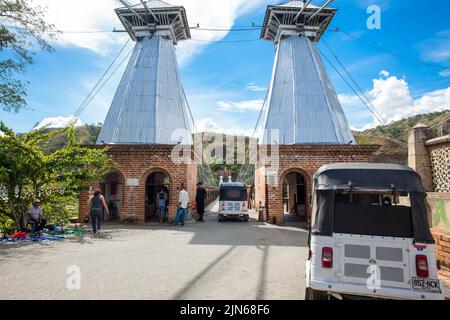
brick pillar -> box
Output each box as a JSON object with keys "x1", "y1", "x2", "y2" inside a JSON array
[{"x1": 408, "y1": 124, "x2": 433, "y2": 191}]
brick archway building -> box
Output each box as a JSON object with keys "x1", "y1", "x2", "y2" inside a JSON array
[
  {"x1": 255, "y1": 145, "x2": 379, "y2": 225},
  {"x1": 79, "y1": 145, "x2": 197, "y2": 224}
]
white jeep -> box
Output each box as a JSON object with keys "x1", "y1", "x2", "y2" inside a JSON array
[{"x1": 305, "y1": 163, "x2": 444, "y2": 300}]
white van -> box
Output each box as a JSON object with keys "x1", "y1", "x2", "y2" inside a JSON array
[
  {"x1": 305, "y1": 163, "x2": 444, "y2": 300},
  {"x1": 218, "y1": 182, "x2": 249, "y2": 222}
]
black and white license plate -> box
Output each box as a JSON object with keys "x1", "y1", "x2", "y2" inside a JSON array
[{"x1": 412, "y1": 278, "x2": 441, "y2": 293}]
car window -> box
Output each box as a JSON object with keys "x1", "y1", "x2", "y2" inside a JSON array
[
  {"x1": 220, "y1": 188, "x2": 248, "y2": 201},
  {"x1": 333, "y1": 192, "x2": 414, "y2": 238}
]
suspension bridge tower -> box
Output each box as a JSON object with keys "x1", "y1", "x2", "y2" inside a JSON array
[
  {"x1": 80, "y1": 1, "x2": 198, "y2": 224},
  {"x1": 254, "y1": 1, "x2": 379, "y2": 225}
]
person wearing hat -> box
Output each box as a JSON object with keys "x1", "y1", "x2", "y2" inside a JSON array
[{"x1": 26, "y1": 199, "x2": 47, "y2": 235}]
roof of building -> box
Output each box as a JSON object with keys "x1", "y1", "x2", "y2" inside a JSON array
[
  {"x1": 96, "y1": 36, "x2": 193, "y2": 145},
  {"x1": 279, "y1": 1, "x2": 321, "y2": 9},
  {"x1": 261, "y1": 1, "x2": 336, "y2": 42},
  {"x1": 313, "y1": 163, "x2": 424, "y2": 193},
  {"x1": 115, "y1": 0, "x2": 191, "y2": 42},
  {"x1": 259, "y1": 36, "x2": 355, "y2": 145},
  {"x1": 117, "y1": 0, "x2": 175, "y2": 10}
]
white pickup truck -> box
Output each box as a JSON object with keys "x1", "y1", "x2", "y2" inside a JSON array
[{"x1": 305, "y1": 163, "x2": 444, "y2": 300}]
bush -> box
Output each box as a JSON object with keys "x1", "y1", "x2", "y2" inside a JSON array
[
  {"x1": 0, "y1": 215, "x2": 16, "y2": 238},
  {"x1": 42, "y1": 199, "x2": 78, "y2": 227}
]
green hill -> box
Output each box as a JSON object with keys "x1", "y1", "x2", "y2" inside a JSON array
[
  {"x1": 43, "y1": 125, "x2": 101, "y2": 153},
  {"x1": 353, "y1": 110, "x2": 450, "y2": 164},
  {"x1": 41, "y1": 110, "x2": 450, "y2": 165}
]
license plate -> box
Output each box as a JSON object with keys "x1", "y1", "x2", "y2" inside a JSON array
[{"x1": 412, "y1": 278, "x2": 441, "y2": 293}]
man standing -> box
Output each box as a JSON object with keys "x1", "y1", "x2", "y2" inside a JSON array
[
  {"x1": 157, "y1": 188, "x2": 168, "y2": 223},
  {"x1": 174, "y1": 184, "x2": 189, "y2": 227},
  {"x1": 195, "y1": 182, "x2": 206, "y2": 222},
  {"x1": 26, "y1": 200, "x2": 47, "y2": 235}
]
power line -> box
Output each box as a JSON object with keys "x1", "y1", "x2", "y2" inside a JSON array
[
  {"x1": 318, "y1": 47, "x2": 387, "y2": 126},
  {"x1": 67, "y1": 39, "x2": 132, "y2": 126},
  {"x1": 338, "y1": 30, "x2": 450, "y2": 71},
  {"x1": 190, "y1": 38, "x2": 260, "y2": 44},
  {"x1": 322, "y1": 39, "x2": 388, "y2": 125}
]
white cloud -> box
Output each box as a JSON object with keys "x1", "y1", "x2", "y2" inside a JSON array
[
  {"x1": 197, "y1": 118, "x2": 222, "y2": 133},
  {"x1": 340, "y1": 71, "x2": 450, "y2": 129},
  {"x1": 35, "y1": 0, "x2": 268, "y2": 63},
  {"x1": 418, "y1": 29, "x2": 450, "y2": 63},
  {"x1": 217, "y1": 99, "x2": 264, "y2": 112},
  {"x1": 338, "y1": 94, "x2": 361, "y2": 106},
  {"x1": 246, "y1": 83, "x2": 267, "y2": 92},
  {"x1": 379, "y1": 70, "x2": 390, "y2": 78},
  {"x1": 34, "y1": 0, "x2": 126, "y2": 55},
  {"x1": 197, "y1": 118, "x2": 253, "y2": 136},
  {"x1": 35, "y1": 116, "x2": 83, "y2": 129},
  {"x1": 439, "y1": 69, "x2": 450, "y2": 78}
]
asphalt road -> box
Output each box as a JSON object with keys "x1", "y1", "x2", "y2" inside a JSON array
[{"x1": 0, "y1": 209, "x2": 309, "y2": 300}]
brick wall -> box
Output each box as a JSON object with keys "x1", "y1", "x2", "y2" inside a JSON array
[
  {"x1": 79, "y1": 145, "x2": 197, "y2": 224},
  {"x1": 432, "y1": 229, "x2": 450, "y2": 272},
  {"x1": 255, "y1": 144, "x2": 379, "y2": 225}
]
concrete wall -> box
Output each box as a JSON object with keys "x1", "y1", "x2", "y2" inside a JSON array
[
  {"x1": 428, "y1": 193, "x2": 450, "y2": 271},
  {"x1": 428, "y1": 193, "x2": 450, "y2": 232}
]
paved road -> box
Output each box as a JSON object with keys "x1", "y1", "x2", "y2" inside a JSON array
[{"x1": 0, "y1": 209, "x2": 309, "y2": 300}]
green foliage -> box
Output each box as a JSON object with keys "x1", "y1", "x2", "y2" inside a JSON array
[
  {"x1": 41, "y1": 197, "x2": 78, "y2": 227},
  {"x1": 0, "y1": 123, "x2": 114, "y2": 228},
  {"x1": 0, "y1": 0, "x2": 55, "y2": 112},
  {"x1": 0, "y1": 214, "x2": 16, "y2": 237}
]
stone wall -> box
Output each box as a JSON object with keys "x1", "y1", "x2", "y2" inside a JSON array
[
  {"x1": 255, "y1": 144, "x2": 379, "y2": 225},
  {"x1": 79, "y1": 145, "x2": 197, "y2": 224},
  {"x1": 426, "y1": 136, "x2": 450, "y2": 193}
]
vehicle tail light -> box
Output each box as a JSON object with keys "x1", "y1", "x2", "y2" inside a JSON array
[
  {"x1": 220, "y1": 203, "x2": 225, "y2": 211},
  {"x1": 322, "y1": 247, "x2": 333, "y2": 269},
  {"x1": 242, "y1": 202, "x2": 247, "y2": 210},
  {"x1": 416, "y1": 255, "x2": 429, "y2": 278},
  {"x1": 308, "y1": 250, "x2": 313, "y2": 260}
]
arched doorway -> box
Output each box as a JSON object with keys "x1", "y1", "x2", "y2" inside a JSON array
[
  {"x1": 100, "y1": 171, "x2": 125, "y2": 222},
  {"x1": 282, "y1": 171, "x2": 307, "y2": 225},
  {"x1": 145, "y1": 171, "x2": 171, "y2": 223}
]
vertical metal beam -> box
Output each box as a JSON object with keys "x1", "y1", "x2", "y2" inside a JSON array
[
  {"x1": 306, "y1": 0, "x2": 334, "y2": 23},
  {"x1": 118, "y1": 0, "x2": 147, "y2": 24},
  {"x1": 293, "y1": 0, "x2": 312, "y2": 23},
  {"x1": 140, "y1": 0, "x2": 159, "y2": 23}
]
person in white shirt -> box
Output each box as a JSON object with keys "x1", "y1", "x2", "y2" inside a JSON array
[
  {"x1": 174, "y1": 184, "x2": 189, "y2": 227},
  {"x1": 26, "y1": 199, "x2": 47, "y2": 235}
]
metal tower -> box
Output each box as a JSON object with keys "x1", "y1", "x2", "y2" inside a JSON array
[
  {"x1": 259, "y1": 1, "x2": 355, "y2": 145},
  {"x1": 97, "y1": 0, "x2": 193, "y2": 145}
]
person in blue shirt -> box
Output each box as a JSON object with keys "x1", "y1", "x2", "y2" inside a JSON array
[{"x1": 157, "y1": 188, "x2": 168, "y2": 223}]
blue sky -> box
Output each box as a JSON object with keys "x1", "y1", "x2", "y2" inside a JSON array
[{"x1": 1, "y1": 0, "x2": 449, "y2": 134}]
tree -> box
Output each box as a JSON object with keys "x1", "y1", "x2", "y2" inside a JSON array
[
  {"x1": 0, "y1": 122, "x2": 114, "y2": 229},
  {"x1": 0, "y1": 0, "x2": 55, "y2": 112}
]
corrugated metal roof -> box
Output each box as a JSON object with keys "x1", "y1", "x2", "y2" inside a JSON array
[
  {"x1": 118, "y1": 0, "x2": 174, "y2": 9},
  {"x1": 279, "y1": 1, "x2": 321, "y2": 9},
  {"x1": 96, "y1": 36, "x2": 193, "y2": 145},
  {"x1": 259, "y1": 36, "x2": 355, "y2": 145}
]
